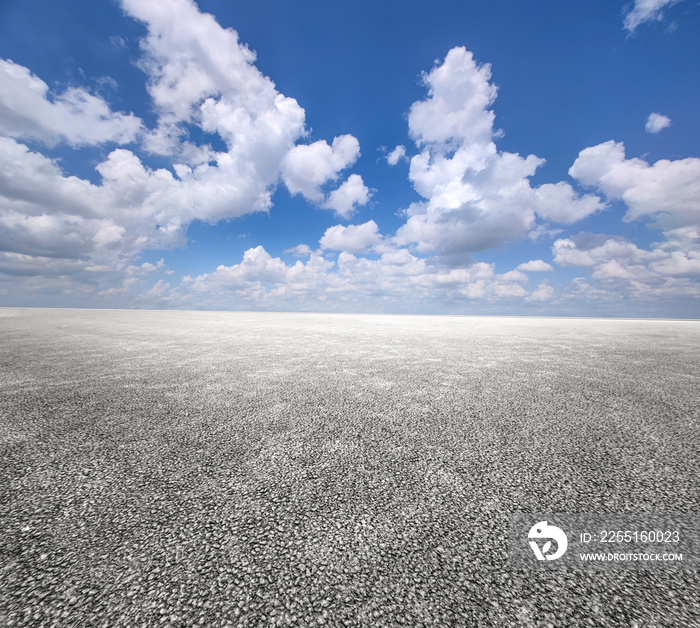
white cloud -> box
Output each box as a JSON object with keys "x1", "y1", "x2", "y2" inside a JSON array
[
  {"x1": 591, "y1": 259, "x2": 656, "y2": 281},
  {"x1": 0, "y1": 138, "x2": 119, "y2": 262},
  {"x1": 379, "y1": 248, "x2": 415, "y2": 266},
  {"x1": 0, "y1": 132, "x2": 276, "y2": 281},
  {"x1": 126, "y1": 258, "x2": 169, "y2": 275},
  {"x1": 517, "y1": 260, "x2": 554, "y2": 272},
  {"x1": 654, "y1": 226, "x2": 700, "y2": 253},
  {"x1": 319, "y1": 220, "x2": 382, "y2": 253},
  {"x1": 498, "y1": 270, "x2": 528, "y2": 282},
  {"x1": 489, "y1": 282, "x2": 528, "y2": 298},
  {"x1": 570, "y1": 140, "x2": 700, "y2": 229},
  {"x1": 205, "y1": 246, "x2": 294, "y2": 286},
  {"x1": 119, "y1": 0, "x2": 315, "y2": 209},
  {"x1": 394, "y1": 47, "x2": 604, "y2": 265},
  {"x1": 386, "y1": 145, "x2": 406, "y2": 166},
  {"x1": 99, "y1": 276, "x2": 138, "y2": 297},
  {"x1": 408, "y1": 47, "x2": 497, "y2": 149},
  {"x1": 146, "y1": 278, "x2": 171, "y2": 298},
  {"x1": 0, "y1": 137, "x2": 102, "y2": 218},
  {"x1": 121, "y1": 0, "x2": 273, "y2": 125},
  {"x1": 461, "y1": 280, "x2": 486, "y2": 299},
  {"x1": 0, "y1": 0, "x2": 299, "y2": 281},
  {"x1": 551, "y1": 229, "x2": 700, "y2": 300},
  {"x1": 528, "y1": 224, "x2": 563, "y2": 241},
  {"x1": 281, "y1": 135, "x2": 360, "y2": 203},
  {"x1": 122, "y1": 0, "x2": 368, "y2": 222},
  {"x1": 532, "y1": 182, "x2": 605, "y2": 224},
  {"x1": 649, "y1": 251, "x2": 700, "y2": 277},
  {"x1": 526, "y1": 282, "x2": 554, "y2": 302},
  {"x1": 0, "y1": 59, "x2": 142, "y2": 147},
  {"x1": 0, "y1": 0, "x2": 372, "y2": 292},
  {"x1": 552, "y1": 233, "x2": 660, "y2": 268},
  {"x1": 322, "y1": 174, "x2": 372, "y2": 218},
  {"x1": 284, "y1": 244, "x2": 313, "y2": 258},
  {"x1": 623, "y1": 0, "x2": 685, "y2": 32},
  {"x1": 110, "y1": 36, "x2": 127, "y2": 50},
  {"x1": 187, "y1": 246, "x2": 335, "y2": 299},
  {"x1": 144, "y1": 244, "x2": 570, "y2": 313},
  {"x1": 645, "y1": 112, "x2": 672, "y2": 134},
  {"x1": 0, "y1": 252, "x2": 83, "y2": 279},
  {"x1": 2, "y1": 0, "x2": 696, "y2": 315},
  {"x1": 179, "y1": 242, "x2": 554, "y2": 310}
]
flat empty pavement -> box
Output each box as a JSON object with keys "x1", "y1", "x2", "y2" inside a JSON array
[{"x1": 1, "y1": 309, "x2": 698, "y2": 627}]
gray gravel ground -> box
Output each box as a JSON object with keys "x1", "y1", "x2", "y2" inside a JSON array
[{"x1": 1, "y1": 308, "x2": 698, "y2": 627}]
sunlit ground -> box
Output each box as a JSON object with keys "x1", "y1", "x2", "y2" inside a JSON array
[{"x1": 1, "y1": 309, "x2": 698, "y2": 627}]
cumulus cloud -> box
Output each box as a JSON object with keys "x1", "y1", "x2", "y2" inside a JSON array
[
  {"x1": 121, "y1": 0, "x2": 291, "y2": 127},
  {"x1": 146, "y1": 278, "x2": 171, "y2": 298},
  {"x1": 517, "y1": 260, "x2": 554, "y2": 272},
  {"x1": 115, "y1": 0, "x2": 365, "y2": 224},
  {"x1": 408, "y1": 47, "x2": 497, "y2": 149},
  {"x1": 551, "y1": 229, "x2": 700, "y2": 300},
  {"x1": 493, "y1": 283, "x2": 528, "y2": 298},
  {"x1": 570, "y1": 140, "x2": 700, "y2": 229},
  {"x1": 528, "y1": 224, "x2": 564, "y2": 241},
  {"x1": 284, "y1": 244, "x2": 313, "y2": 258},
  {"x1": 319, "y1": 221, "x2": 382, "y2": 253},
  {"x1": 281, "y1": 135, "x2": 361, "y2": 203},
  {"x1": 394, "y1": 47, "x2": 604, "y2": 265},
  {"x1": 186, "y1": 246, "x2": 335, "y2": 299},
  {"x1": 3, "y1": 1, "x2": 696, "y2": 314},
  {"x1": 178, "y1": 242, "x2": 558, "y2": 311},
  {"x1": 126, "y1": 258, "x2": 170, "y2": 275},
  {"x1": 552, "y1": 233, "x2": 661, "y2": 268},
  {"x1": 532, "y1": 182, "x2": 605, "y2": 224},
  {"x1": 623, "y1": 0, "x2": 685, "y2": 32},
  {"x1": 120, "y1": 0, "x2": 319, "y2": 210},
  {"x1": 0, "y1": 136, "x2": 215, "y2": 285},
  {"x1": 0, "y1": 59, "x2": 142, "y2": 147},
  {"x1": 322, "y1": 174, "x2": 372, "y2": 218},
  {"x1": 497, "y1": 270, "x2": 528, "y2": 282},
  {"x1": 0, "y1": 138, "x2": 120, "y2": 263},
  {"x1": 1, "y1": 0, "x2": 304, "y2": 280},
  {"x1": 645, "y1": 112, "x2": 672, "y2": 134},
  {"x1": 0, "y1": 0, "x2": 371, "y2": 295},
  {"x1": 649, "y1": 251, "x2": 700, "y2": 277},
  {"x1": 386, "y1": 145, "x2": 406, "y2": 166},
  {"x1": 526, "y1": 282, "x2": 554, "y2": 302}
]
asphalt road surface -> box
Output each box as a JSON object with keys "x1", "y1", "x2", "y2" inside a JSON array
[{"x1": 1, "y1": 308, "x2": 698, "y2": 627}]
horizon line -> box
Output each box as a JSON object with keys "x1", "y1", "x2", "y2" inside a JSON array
[{"x1": 2, "y1": 305, "x2": 698, "y2": 323}]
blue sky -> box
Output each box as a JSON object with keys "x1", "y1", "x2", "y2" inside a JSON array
[{"x1": 0, "y1": 0, "x2": 699, "y2": 317}]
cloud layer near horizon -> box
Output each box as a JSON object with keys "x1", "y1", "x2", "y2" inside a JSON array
[{"x1": 0, "y1": 0, "x2": 698, "y2": 315}]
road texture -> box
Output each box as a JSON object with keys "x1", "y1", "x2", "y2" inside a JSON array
[{"x1": 1, "y1": 308, "x2": 698, "y2": 627}]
